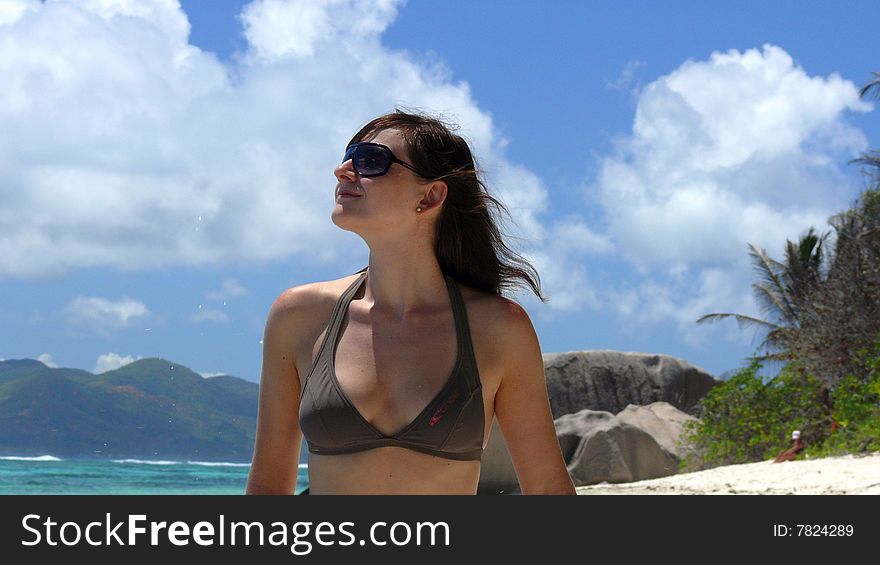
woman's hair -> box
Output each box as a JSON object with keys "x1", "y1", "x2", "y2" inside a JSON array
[{"x1": 347, "y1": 108, "x2": 547, "y2": 302}]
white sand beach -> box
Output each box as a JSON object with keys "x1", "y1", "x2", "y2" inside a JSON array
[{"x1": 576, "y1": 452, "x2": 880, "y2": 495}]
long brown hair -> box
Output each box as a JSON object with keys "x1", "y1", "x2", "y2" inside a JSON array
[{"x1": 347, "y1": 108, "x2": 547, "y2": 302}]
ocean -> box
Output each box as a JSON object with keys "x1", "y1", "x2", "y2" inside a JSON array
[{"x1": 0, "y1": 455, "x2": 309, "y2": 495}]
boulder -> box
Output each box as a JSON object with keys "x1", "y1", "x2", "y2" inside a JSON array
[
  {"x1": 477, "y1": 349, "x2": 718, "y2": 493},
  {"x1": 615, "y1": 402, "x2": 699, "y2": 460},
  {"x1": 478, "y1": 401, "x2": 700, "y2": 490},
  {"x1": 543, "y1": 350, "x2": 720, "y2": 418},
  {"x1": 557, "y1": 408, "x2": 678, "y2": 485}
]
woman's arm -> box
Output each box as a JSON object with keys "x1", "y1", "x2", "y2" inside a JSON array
[
  {"x1": 493, "y1": 300, "x2": 576, "y2": 495},
  {"x1": 246, "y1": 288, "x2": 308, "y2": 495}
]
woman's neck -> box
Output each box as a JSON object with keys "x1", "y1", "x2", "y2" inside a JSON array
[{"x1": 360, "y1": 251, "x2": 448, "y2": 321}]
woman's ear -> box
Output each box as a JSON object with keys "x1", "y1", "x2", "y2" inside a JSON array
[{"x1": 421, "y1": 180, "x2": 448, "y2": 210}]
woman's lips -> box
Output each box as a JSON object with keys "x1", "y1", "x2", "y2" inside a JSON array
[{"x1": 338, "y1": 192, "x2": 361, "y2": 198}]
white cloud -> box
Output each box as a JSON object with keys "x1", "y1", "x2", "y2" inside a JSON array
[
  {"x1": 525, "y1": 251, "x2": 601, "y2": 314},
  {"x1": 206, "y1": 278, "x2": 249, "y2": 301},
  {"x1": 549, "y1": 216, "x2": 614, "y2": 255},
  {"x1": 582, "y1": 44, "x2": 871, "y2": 341},
  {"x1": 191, "y1": 307, "x2": 230, "y2": 324},
  {"x1": 65, "y1": 296, "x2": 151, "y2": 335},
  {"x1": 198, "y1": 371, "x2": 226, "y2": 378},
  {"x1": 0, "y1": 0, "x2": 599, "y2": 318},
  {"x1": 518, "y1": 215, "x2": 613, "y2": 315},
  {"x1": 0, "y1": 0, "x2": 37, "y2": 25},
  {"x1": 0, "y1": 0, "x2": 555, "y2": 288},
  {"x1": 2, "y1": 3, "x2": 871, "y2": 347},
  {"x1": 604, "y1": 262, "x2": 758, "y2": 345},
  {"x1": 37, "y1": 353, "x2": 58, "y2": 368},
  {"x1": 595, "y1": 45, "x2": 869, "y2": 271},
  {"x1": 94, "y1": 352, "x2": 142, "y2": 373},
  {"x1": 444, "y1": 44, "x2": 869, "y2": 319},
  {"x1": 240, "y1": 0, "x2": 401, "y2": 60}
]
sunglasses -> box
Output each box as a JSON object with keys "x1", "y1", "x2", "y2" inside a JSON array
[{"x1": 342, "y1": 142, "x2": 425, "y2": 178}]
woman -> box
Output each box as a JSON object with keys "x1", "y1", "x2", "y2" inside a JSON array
[{"x1": 246, "y1": 109, "x2": 575, "y2": 495}]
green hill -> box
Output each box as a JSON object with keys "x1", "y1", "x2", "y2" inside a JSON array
[{"x1": 0, "y1": 358, "x2": 258, "y2": 462}]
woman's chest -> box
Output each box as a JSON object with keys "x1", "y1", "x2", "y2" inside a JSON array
[{"x1": 295, "y1": 293, "x2": 504, "y2": 437}]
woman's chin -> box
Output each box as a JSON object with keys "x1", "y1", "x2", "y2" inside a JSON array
[{"x1": 330, "y1": 211, "x2": 362, "y2": 232}]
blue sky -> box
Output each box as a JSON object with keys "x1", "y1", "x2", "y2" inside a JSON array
[{"x1": 1, "y1": 0, "x2": 877, "y2": 382}]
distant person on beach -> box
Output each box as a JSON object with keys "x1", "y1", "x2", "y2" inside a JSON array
[
  {"x1": 246, "y1": 109, "x2": 576, "y2": 495},
  {"x1": 773, "y1": 430, "x2": 805, "y2": 463}
]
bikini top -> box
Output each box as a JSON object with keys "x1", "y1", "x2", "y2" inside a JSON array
[{"x1": 298, "y1": 267, "x2": 485, "y2": 461}]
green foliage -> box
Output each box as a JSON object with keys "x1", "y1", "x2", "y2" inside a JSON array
[
  {"x1": 681, "y1": 339, "x2": 880, "y2": 470},
  {"x1": 679, "y1": 353, "x2": 827, "y2": 471},
  {"x1": 807, "y1": 337, "x2": 880, "y2": 457}
]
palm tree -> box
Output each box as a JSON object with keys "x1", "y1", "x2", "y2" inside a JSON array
[{"x1": 696, "y1": 228, "x2": 830, "y2": 363}]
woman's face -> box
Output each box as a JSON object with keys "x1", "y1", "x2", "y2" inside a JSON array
[{"x1": 332, "y1": 128, "x2": 427, "y2": 233}]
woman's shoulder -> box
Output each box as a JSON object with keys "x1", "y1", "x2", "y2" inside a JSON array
[
  {"x1": 456, "y1": 279, "x2": 528, "y2": 324},
  {"x1": 455, "y1": 281, "x2": 539, "y2": 385},
  {"x1": 269, "y1": 272, "x2": 363, "y2": 323},
  {"x1": 455, "y1": 280, "x2": 535, "y2": 356}
]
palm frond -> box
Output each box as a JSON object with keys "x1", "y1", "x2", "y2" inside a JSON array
[
  {"x1": 752, "y1": 283, "x2": 798, "y2": 325},
  {"x1": 748, "y1": 243, "x2": 787, "y2": 281},
  {"x1": 751, "y1": 327, "x2": 794, "y2": 356},
  {"x1": 747, "y1": 243, "x2": 794, "y2": 299},
  {"x1": 696, "y1": 312, "x2": 780, "y2": 332},
  {"x1": 850, "y1": 150, "x2": 880, "y2": 187},
  {"x1": 748, "y1": 243, "x2": 802, "y2": 323},
  {"x1": 858, "y1": 71, "x2": 880, "y2": 100},
  {"x1": 781, "y1": 227, "x2": 829, "y2": 303},
  {"x1": 851, "y1": 151, "x2": 880, "y2": 168}
]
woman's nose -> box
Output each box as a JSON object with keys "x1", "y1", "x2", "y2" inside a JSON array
[{"x1": 334, "y1": 159, "x2": 358, "y2": 182}]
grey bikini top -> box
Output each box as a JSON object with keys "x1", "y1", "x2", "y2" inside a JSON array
[{"x1": 298, "y1": 267, "x2": 485, "y2": 461}]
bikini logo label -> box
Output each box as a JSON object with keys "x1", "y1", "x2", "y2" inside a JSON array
[{"x1": 429, "y1": 388, "x2": 461, "y2": 426}]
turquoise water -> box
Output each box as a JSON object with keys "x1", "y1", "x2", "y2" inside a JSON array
[{"x1": 0, "y1": 455, "x2": 309, "y2": 495}]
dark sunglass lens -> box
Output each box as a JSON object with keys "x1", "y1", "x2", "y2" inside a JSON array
[{"x1": 353, "y1": 145, "x2": 391, "y2": 176}]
